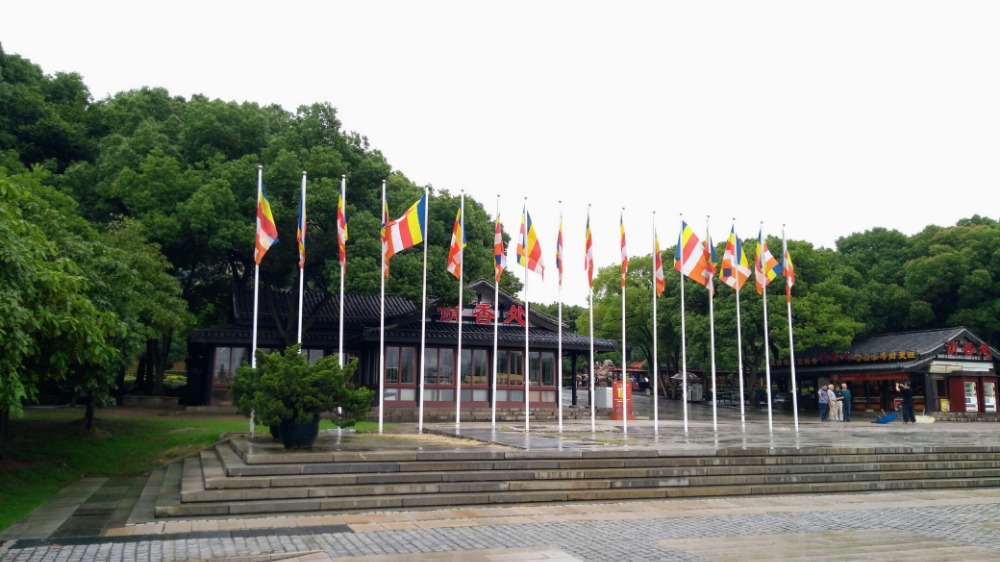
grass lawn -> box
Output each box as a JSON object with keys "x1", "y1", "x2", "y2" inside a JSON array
[{"x1": 0, "y1": 407, "x2": 382, "y2": 532}]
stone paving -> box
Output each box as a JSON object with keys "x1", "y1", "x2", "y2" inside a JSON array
[{"x1": 3, "y1": 400, "x2": 1000, "y2": 561}]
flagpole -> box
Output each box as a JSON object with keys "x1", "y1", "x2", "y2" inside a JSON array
[
  {"x1": 249, "y1": 164, "x2": 263, "y2": 437},
  {"x1": 651, "y1": 212, "x2": 659, "y2": 434},
  {"x1": 523, "y1": 198, "x2": 531, "y2": 434},
  {"x1": 455, "y1": 192, "x2": 465, "y2": 427},
  {"x1": 734, "y1": 220, "x2": 747, "y2": 432},
  {"x1": 784, "y1": 225, "x2": 800, "y2": 431},
  {"x1": 761, "y1": 223, "x2": 774, "y2": 433},
  {"x1": 338, "y1": 174, "x2": 346, "y2": 367},
  {"x1": 557, "y1": 202, "x2": 564, "y2": 434},
  {"x1": 492, "y1": 196, "x2": 501, "y2": 430},
  {"x1": 620, "y1": 207, "x2": 628, "y2": 436},
  {"x1": 297, "y1": 172, "x2": 306, "y2": 345},
  {"x1": 378, "y1": 180, "x2": 386, "y2": 434},
  {"x1": 587, "y1": 205, "x2": 595, "y2": 433},
  {"x1": 707, "y1": 216, "x2": 718, "y2": 433},
  {"x1": 679, "y1": 215, "x2": 689, "y2": 434},
  {"x1": 418, "y1": 186, "x2": 429, "y2": 434}
]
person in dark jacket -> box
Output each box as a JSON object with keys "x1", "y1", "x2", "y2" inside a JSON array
[
  {"x1": 896, "y1": 381, "x2": 916, "y2": 424},
  {"x1": 840, "y1": 383, "x2": 852, "y2": 422}
]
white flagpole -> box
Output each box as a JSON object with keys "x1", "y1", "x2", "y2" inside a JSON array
[
  {"x1": 297, "y1": 172, "x2": 306, "y2": 345},
  {"x1": 652, "y1": 212, "x2": 659, "y2": 434},
  {"x1": 491, "y1": 196, "x2": 501, "y2": 430},
  {"x1": 621, "y1": 207, "x2": 628, "y2": 436},
  {"x1": 784, "y1": 225, "x2": 800, "y2": 431},
  {"x1": 734, "y1": 219, "x2": 746, "y2": 432},
  {"x1": 707, "y1": 216, "x2": 718, "y2": 433},
  {"x1": 761, "y1": 223, "x2": 774, "y2": 433},
  {"x1": 455, "y1": 192, "x2": 465, "y2": 427},
  {"x1": 679, "y1": 215, "x2": 689, "y2": 433},
  {"x1": 418, "y1": 186, "x2": 429, "y2": 433},
  {"x1": 338, "y1": 174, "x2": 346, "y2": 367},
  {"x1": 557, "y1": 202, "x2": 564, "y2": 434},
  {"x1": 378, "y1": 180, "x2": 386, "y2": 434},
  {"x1": 250, "y1": 164, "x2": 263, "y2": 437},
  {"x1": 523, "y1": 198, "x2": 531, "y2": 434},
  {"x1": 588, "y1": 205, "x2": 595, "y2": 433}
]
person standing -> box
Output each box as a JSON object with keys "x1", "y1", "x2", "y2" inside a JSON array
[
  {"x1": 828, "y1": 384, "x2": 842, "y2": 421},
  {"x1": 840, "y1": 383, "x2": 852, "y2": 422},
  {"x1": 896, "y1": 381, "x2": 916, "y2": 424},
  {"x1": 818, "y1": 384, "x2": 829, "y2": 422}
]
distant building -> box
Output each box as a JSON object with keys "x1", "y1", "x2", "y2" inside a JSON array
[{"x1": 770, "y1": 327, "x2": 999, "y2": 416}]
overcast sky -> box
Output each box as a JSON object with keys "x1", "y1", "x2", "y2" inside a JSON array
[{"x1": 4, "y1": 1, "x2": 999, "y2": 306}]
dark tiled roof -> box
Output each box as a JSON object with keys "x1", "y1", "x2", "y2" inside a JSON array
[{"x1": 233, "y1": 288, "x2": 417, "y2": 325}]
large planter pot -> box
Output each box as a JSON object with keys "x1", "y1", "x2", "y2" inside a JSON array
[
  {"x1": 269, "y1": 424, "x2": 282, "y2": 441},
  {"x1": 279, "y1": 416, "x2": 320, "y2": 449}
]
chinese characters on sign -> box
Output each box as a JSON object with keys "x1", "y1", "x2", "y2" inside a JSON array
[
  {"x1": 944, "y1": 340, "x2": 991, "y2": 358},
  {"x1": 436, "y1": 303, "x2": 526, "y2": 327}
]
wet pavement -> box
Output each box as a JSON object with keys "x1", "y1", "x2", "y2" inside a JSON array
[{"x1": 2, "y1": 399, "x2": 999, "y2": 561}]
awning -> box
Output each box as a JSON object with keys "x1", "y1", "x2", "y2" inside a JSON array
[{"x1": 831, "y1": 372, "x2": 908, "y2": 382}]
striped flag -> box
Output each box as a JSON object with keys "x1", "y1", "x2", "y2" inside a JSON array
[
  {"x1": 754, "y1": 228, "x2": 781, "y2": 295},
  {"x1": 673, "y1": 220, "x2": 710, "y2": 287},
  {"x1": 556, "y1": 213, "x2": 564, "y2": 286},
  {"x1": 620, "y1": 212, "x2": 628, "y2": 288},
  {"x1": 380, "y1": 200, "x2": 390, "y2": 278},
  {"x1": 296, "y1": 182, "x2": 306, "y2": 269},
  {"x1": 255, "y1": 182, "x2": 278, "y2": 265},
  {"x1": 493, "y1": 213, "x2": 506, "y2": 282},
  {"x1": 516, "y1": 206, "x2": 544, "y2": 278},
  {"x1": 336, "y1": 189, "x2": 348, "y2": 269},
  {"x1": 783, "y1": 241, "x2": 796, "y2": 302},
  {"x1": 383, "y1": 194, "x2": 427, "y2": 261},
  {"x1": 720, "y1": 225, "x2": 751, "y2": 292},
  {"x1": 584, "y1": 212, "x2": 594, "y2": 288},
  {"x1": 654, "y1": 230, "x2": 665, "y2": 297},
  {"x1": 704, "y1": 229, "x2": 717, "y2": 295},
  {"x1": 446, "y1": 207, "x2": 465, "y2": 279}
]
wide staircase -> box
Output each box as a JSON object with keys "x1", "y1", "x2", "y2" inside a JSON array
[{"x1": 150, "y1": 437, "x2": 1000, "y2": 518}]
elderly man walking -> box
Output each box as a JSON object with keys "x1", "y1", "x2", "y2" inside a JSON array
[{"x1": 818, "y1": 385, "x2": 829, "y2": 422}]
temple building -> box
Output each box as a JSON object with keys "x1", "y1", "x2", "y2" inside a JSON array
[{"x1": 185, "y1": 279, "x2": 617, "y2": 420}]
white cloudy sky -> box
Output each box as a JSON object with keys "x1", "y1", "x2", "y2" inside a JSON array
[{"x1": 4, "y1": 1, "x2": 998, "y2": 306}]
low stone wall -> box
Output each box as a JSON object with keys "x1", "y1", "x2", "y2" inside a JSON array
[
  {"x1": 931, "y1": 412, "x2": 1000, "y2": 422},
  {"x1": 122, "y1": 395, "x2": 179, "y2": 410}
]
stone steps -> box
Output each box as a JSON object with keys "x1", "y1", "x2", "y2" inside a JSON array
[{"x1": 151, "y1": 440, "x2": 1000, "y2": 518}]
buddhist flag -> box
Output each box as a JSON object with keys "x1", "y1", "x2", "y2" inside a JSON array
[
  {"x1": 584, "y1": 212, "x2": 594, "y2": 288},
  {"x1": 783, "y1": 241, "x2": 796, "y2": 302},
  {"x1": 620, "y1": 212, "x2": 628, "y2": 288},
  {"x1": 255, "y1": 182, "x2": 278, "y2": 265},
  {"x1": 446, "y1": 207, "x2": 465, "y2": 279},
  {"x1": 516, "y1": 206, "x2": 544, "y2": 278},
  {"x1": 380, "y1": 200, "x2": 390, "y2": 278},
  {"x1": 654, "y1": 230, "x2": 665, "y2": 297},
  {"x1": 383, "y1": 194, "x2": 427, "y2": 261},
  {"x1": 296, "y1": 183, "x2": 306, "y2": 269},
  {"x1": 704, "y1": 229, "x2": 718, "y2": 295},
  {"x1": 556, "y1": 214, "x2": 564, "y2": 286},
  {"x1": 720, "y1": 225, "x2": 751, "y2": 292},
  {"x1": 754, "y1": 228, "x2": 781, "y2": 295},
  {"x1": 674, "y1": 220, "x2": 710, "y2": 288},
  {"x1": 494, "y1": 213, "x2": 506, "y2": 282},
  {"x1": 336, "y1": 190, "x2": 348, "y2": 269}
]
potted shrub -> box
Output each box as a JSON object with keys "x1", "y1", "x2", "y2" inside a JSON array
[{"x1": 230, "y1": 344, "x2": 373, "y2": 448}]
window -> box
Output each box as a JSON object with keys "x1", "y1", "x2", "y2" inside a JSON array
[
  {"x1": 529, "y1": 352, "x2": 541, "y2": 384},
  {"x1": 385, "y1": 346, "x2": 416, "y2": 385},
  {"x1": 424, "y1": 348, "x2": 455, "y2": 385},
  {"x1": 461, "y1": 349, "x2": 490, "y2": 384},
  {"x1": 497, "y1": 350, "x2": 509, "y2": 385},
  {"x1": 541, "y1": 352, "x2": 555, "y2": 386},
  {"x1": 213, "y1": 347, "x2": 247, "y2": 384},
  {"x1": 508, "y1": 351, "x2": 524, "y2": 385}
]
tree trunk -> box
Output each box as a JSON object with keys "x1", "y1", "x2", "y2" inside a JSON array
[
  {"x1": 135, "y1": 354, "x2": 147, "y2": 393},
  {"x1": 152, "y1": 330, "x2": 173, "y2": 396},
  {"x1": 0, "y1": 407, "x2": 8, "y2": 461},
  {"x1": 84, "y1": 398, "x2": 95, "y2": 431}
]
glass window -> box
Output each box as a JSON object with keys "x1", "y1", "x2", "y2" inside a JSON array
[
  {"x1": 497, "y1": 350, "x2": 509, "y2": 385},
  {"x1": 439, "y1": 349, "x2": 454, "y2": 385},
  {"x1": 461, "y1": 349, "x2": 473, "y2": 384},
  {"x1": 529, "y1": 352, "x2": 540, "y2": 384},
  {"x1": 424, "y1": 349, "x2": 439, "y2": 385},
  {"x1": 541, "y1": 352, "x2": 555, "y2": 386},
  {"x1": 400, "y1": 347, "x2": 416, "y2": 383},
  {"x1": 509, "y1": 351, "x2": 523, "y2": 385},
  {"x1": 472, "y1": 350, "x2": 489, "y2": 384},
  {"x1": 386, "y1": 346, "x2": 401, "y2": 383},
  {"x1": 213, "y1": 347, "x2": 248, "y2": 385}
]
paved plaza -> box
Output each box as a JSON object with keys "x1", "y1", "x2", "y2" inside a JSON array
[{"x1": 3, "y1": 398, "x2": 1000, "y2": 561}]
